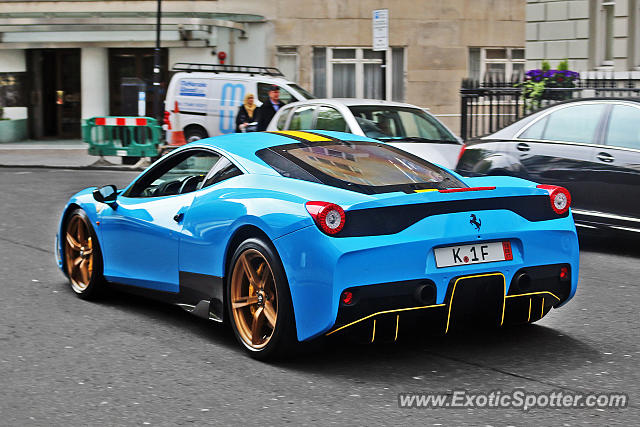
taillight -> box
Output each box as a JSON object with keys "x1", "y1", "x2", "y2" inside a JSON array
[
  {"x1": 457, "y1": 144, "x2": 467, "y2": 163},
  {"x1": 305, "y1": 201, "x2": 346, "y2": 235},
  {"x1": 341, "y1": 291, "x2": 354, "y2": 305},
  {"x1": 537, "y1": 185, "x2": 571, "y2": 215},
  {"x1": 163, "y1": 110, "x2": 171, "y2": 129}
]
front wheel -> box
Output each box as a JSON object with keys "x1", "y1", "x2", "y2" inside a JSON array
[
  {"x1": 63, "y1": 209, "x2": 105, "y2": 299},
  {"x1": 227, "y1": 238, "x2": 297, "y2": 359}
]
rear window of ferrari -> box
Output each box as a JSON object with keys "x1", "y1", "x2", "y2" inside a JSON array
[{"x1": 256, "y1": 140, "x2": 466, "y2": 194}]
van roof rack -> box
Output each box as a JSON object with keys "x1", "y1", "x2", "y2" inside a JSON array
[{"x1": 172, "y1": 63, "x2": 284, "y2": 77}]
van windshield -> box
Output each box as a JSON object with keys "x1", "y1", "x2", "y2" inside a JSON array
[{"x1": 288, "y1": 84, "x2": 316, "y2": 99}]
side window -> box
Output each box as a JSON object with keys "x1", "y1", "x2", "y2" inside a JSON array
[
  {"x1": 605, "y1": 104, "x2": 640, "y2": 150},
  {"x1": 538, "y1": 104, "x2": 607, "y2": 144},
  {"x1": 519, "y1": 116, "x2": 548, "y2": 140},
  {"x1": 316, "y1": 106, "x2": 348, "y2": 132},
  {"x1": 126, "y1": 150, "x2": 220, "y2": 197},
  {"x1": 257, "y1": 83, "x2": 294, "y2": 105},
  {"x1": 202, "y1": 157, "x2": 243, "y2": 188},
  {"x1": 276, "y1": 108, "x2": 291, "y2": 130},
  {"x1": 288, "y1": 106, "x2": 316, "y2": 130}
]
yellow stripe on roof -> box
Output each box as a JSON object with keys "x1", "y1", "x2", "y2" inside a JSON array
[
  {"x1": 415, "y1": 189, "x2": 438, "y2": 193},
  {"x1": 273, "y1": 130, "x2": 332, "y2": 142}
]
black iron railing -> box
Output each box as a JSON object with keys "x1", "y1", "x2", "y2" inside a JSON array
[{"x1": 460, "y1": 73, "x2": 640, "y2": 141}]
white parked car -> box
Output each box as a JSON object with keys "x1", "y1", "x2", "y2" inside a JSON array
[{"x1": 267, "y1": 98, "x2": 463, "y2": 168}]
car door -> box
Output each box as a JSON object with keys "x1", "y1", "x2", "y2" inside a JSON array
[
  {"x1": 99, "y1": 149, "x2": 220, "y2": 292},
  {"x1": 512, "y1": 102, "x2": 608, "y2": 213},
  {"x1": 179, "y1": 156, "x2": 245, "y2": 279},
  {"x1": 586, "y1": 102, "x2": 640, "y2": 225}
]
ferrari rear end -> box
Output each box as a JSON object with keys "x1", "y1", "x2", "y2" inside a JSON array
[{"x1": 259, "y1": 132, "x2": 579, "y2": 343}]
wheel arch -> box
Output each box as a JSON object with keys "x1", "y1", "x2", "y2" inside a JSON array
[
  {"x1": 183, "y1": 123, "x2": 209, "y2": 141},
  {"x1": 474, "y1": 152, "x2": 528, "y2": 178},
  {"x1": 221, "y1": 224, "x2": 297, "y2": 329},
  {"x1": 58, "y1": 200, "x2": 104, "y2": 274}
]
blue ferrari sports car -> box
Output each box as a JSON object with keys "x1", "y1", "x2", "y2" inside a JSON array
[{"x1": 56, "y1": 130, "x2": 579, "y2": 359}]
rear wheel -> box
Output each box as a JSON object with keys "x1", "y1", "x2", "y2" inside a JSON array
[
  {"x1": 63, "y1": 209, "x2": 105, "y2": 299},
  {"x1": 227, "y1": 238, "x2": 296, "y2": 359}
]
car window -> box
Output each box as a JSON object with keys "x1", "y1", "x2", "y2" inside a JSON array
[
  {"x1": 348, "y1": 106, "x2": 457, "y2": 142},
  {"x1": 256, "y1": 140, "x2": 466, "y2": 194},
  {"x1": 202, "y1": 157, "x2": 243, "y2": 187},
  {"x1": 257, "y1": 83, "x2": 294, "y2": 104},
  {"x1": 605, "y1": 104, "x2": 640, "y2": 150},
  {"x1": 288, "y1": 106, "x2": 316, "y2": 130},
  {"x1": 527, "y1": 104, "x2": 607, "y2": 144},
  {"x1": 276, "y1": 108, "x2": 291, "y2": 130},
  {"x1": 519, "y1": 115, "x2": 548, "y2": 140},
  {"x1": 315, "y1": 106, "x2": 349, "y2": 132},
  {"x1": 125, "y1": 150, "x2": 220, "y2": 197}
]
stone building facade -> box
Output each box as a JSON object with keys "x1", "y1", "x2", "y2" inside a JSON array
[
  {"x1": 0, "y1": 0, "x2": 525, "y2": 138},
  {"x1": 526, "y1": 0, "x2": 640, "y2": 72}
]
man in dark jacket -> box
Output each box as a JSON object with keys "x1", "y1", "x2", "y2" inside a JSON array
[{"x1": 257, "y1": 85, "x2": 286, "y2": 131}]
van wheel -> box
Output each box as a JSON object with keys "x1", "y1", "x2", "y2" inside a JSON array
[{"x1": 184, "y1": 126, "x2": 208, "y2": 143}]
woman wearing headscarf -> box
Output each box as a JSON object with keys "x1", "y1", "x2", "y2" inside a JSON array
[{"x1": 235, "y1": 93, "x2": 257, "y2": 132}]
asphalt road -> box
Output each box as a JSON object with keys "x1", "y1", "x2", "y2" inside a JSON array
[{"x1": 0, "y1": 168, "x2": 638, "y2": 426}]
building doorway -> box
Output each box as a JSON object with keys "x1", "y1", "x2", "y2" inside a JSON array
[
  {"x1": 108, "y1": 48, "x2": 168, "y2": 118},
  {"x1": 27, "y1": 49, "x2": 81, "y2": 139}
]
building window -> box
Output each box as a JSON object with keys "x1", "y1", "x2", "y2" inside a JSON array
[
  {"x1": 603, "y1": 1, "x2": 616, "y2": 64},
  {"x1": 312, "y1": 47, "x2": 405, "y2": 101},
  {"x1": 468, "y1": 47, "x2": 525, "y2": 81},
  {"x1": 276, "y1": 46, "x2": 298, "y2": 82},
  {"x1": 632, "y1": 0, "x2": 640, "y2": 68},
  {"x1": 592, "y1": 0, "x2": 617, "y2": 67}
]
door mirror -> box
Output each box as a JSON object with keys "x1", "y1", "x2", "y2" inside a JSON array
[{"x1": 93, "y1": 185, "x2": 118, "y2": 207}]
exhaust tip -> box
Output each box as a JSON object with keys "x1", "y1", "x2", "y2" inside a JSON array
[
  {"x1": 414, "y1": 283, "x2": 436, "y2": 305},
  {"x1": 515, "y1": 272, "x2": 532, "y2": 290}
]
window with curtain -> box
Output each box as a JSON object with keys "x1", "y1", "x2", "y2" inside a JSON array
[
  {"x1": 467, "y1": 47, "x2": 525, "y2": 81},
  {"x1": 312, "y1": 47, "x2": 405, "y2": 101}
]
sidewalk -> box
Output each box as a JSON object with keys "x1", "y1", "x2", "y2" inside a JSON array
[{"x1": 0, "y1": 139, "x2": 146, "y2": 170}]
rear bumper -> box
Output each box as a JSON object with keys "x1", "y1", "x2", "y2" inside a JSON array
[
  {"x1": 326, "y1": 265, "x2": 571, "y2": 341},
  {"x1": 273, "y1": 210, "x2": 579, "y2": 342}
]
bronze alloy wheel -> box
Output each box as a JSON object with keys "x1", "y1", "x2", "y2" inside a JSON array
[
  {"x1": 230, "y1": 248, "x2": 278, "y2": 350},
  {"x1": 64, "y1": 214, "x2": 94, "y2": 293}
]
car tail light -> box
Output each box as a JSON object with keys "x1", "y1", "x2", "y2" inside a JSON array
[
  {"x1": 457, "y1": 144, "x2": 467, "y2": 163},
  {"x1": 163, "y1": 110, "x2": 171, "y2": 129},
  {"x1": 341, "y1": 291, "x2": 353, "y2": 305},
  {"x1": 174, "y1": 100, "x2": 180, "y2": 113},
  {"x1": 537, "y1": 184, "x2": 571, "y2": 214},
  {"x1": 559, "y1": 266, "x2": 569, "y2": 280},
  {"x1": 305, "y1": 201, "x2": 346, "y2": 235}
]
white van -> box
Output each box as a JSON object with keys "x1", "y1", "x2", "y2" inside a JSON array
[{"x1": 164, "y1": 63, "x2": 314, "y2": 143}]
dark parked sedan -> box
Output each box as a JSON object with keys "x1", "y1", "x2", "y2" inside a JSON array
[{"x1": 456, "y1": 98, "x2": 640, "y2": 233}]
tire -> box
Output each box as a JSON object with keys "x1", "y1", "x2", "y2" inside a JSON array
[
  {"x1": 226, "y1": 237, "x2": 297, "y2": 360},
  {"x1": 184, "y1": 126, "x2": 208, "y2": 143},
  {"x1": 62, "y1": 209, "x2": 106, "y2": 300}
]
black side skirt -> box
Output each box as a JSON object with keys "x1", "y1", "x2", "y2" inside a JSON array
[{"x1": 108, "y1": 272, "x2": 225, "y2": 322}]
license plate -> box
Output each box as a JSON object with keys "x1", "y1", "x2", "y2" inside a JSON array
[{"x1": 434, "y1": 241, "x2": 513, "y2": 268}]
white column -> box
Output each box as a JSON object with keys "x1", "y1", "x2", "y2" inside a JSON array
[{"x1": 81, "y1": 47, "x2": 109, "y2": 120}]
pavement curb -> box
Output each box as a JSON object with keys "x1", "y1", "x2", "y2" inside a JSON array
[{"x1": 0, "y1": 164, "x2": 145, "y2": 171}]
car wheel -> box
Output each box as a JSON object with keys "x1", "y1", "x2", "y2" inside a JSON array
[
  {"x1": 227, "y1": 238, "x2": 296, "y2": 359},
  {"x1": 63, "y1": 209, "x2": 105, "y2": 299},
  {"x1": 184, "y1": 126, "x2": 208, "y2": 143}
]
